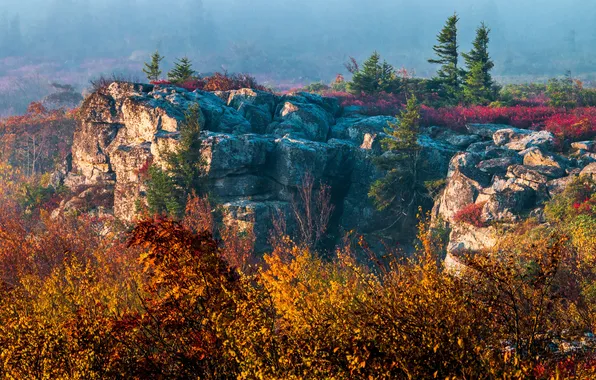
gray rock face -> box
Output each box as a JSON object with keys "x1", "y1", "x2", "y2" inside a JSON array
[
  {"x1": 466, "y1": 123, "x2": 513, "y2": 138},
  {"x1": 437, "y1": 123, "x2": 592, "y2": 261},
  {"x1": 581, "y1": 163, "x2": 596, "y2": 179},
  {"x1": 572, "y1": 141, "x2": 596, "y2": 153},
  {"x1": 505, "y1": 130, "x2": 555, "y2": 151},
  {"x1": 434, "y1": 129, "x2": 481, "y2": 149},
  {"x1": 493, "y1": 128, "x2": 533, "y2": 146},
  {"x1": 477, "y1": 157, "x2": 522, "y2": 175},
  {"x1": 62, "y1": 82, "x2": 457, "y2": 251}
]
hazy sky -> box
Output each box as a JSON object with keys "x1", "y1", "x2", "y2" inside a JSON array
[{"x1": 1, "y1": 0, "x2": 595, "y2": 83}]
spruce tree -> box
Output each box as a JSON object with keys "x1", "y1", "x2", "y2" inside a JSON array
[
  {"x1": 348, "y1": 51, "x2": 395, "y2": 95},
  {"x1": 143, "y1": 50, "x2": 164, "y2": 82},
  {"x1": 145, "y1": 165, "x2": 184, "y2": 217},
  {"x1": 145, "y1": 103, "x2": 205, "y2": 218},
  {"x1": 463, "y1": 62, "x2": 490, "y2": 104},
  {"x1": 369, "y1": 95, "x2": 424, "y2": 213},
  {"x1": 167, "y1": 103, "x2": 205, "y2": 194},
  {"x1": 168, "y1": 57, "x2": 196, "y2": 84},
  {"x1": 383, "y1": 95, "x2": 421, "y2": 152},
  {"x1": 462, "y1": 23, "x2": 496, "y2": 104},
  {"x1": 428, "y1": 13, "x2": 461, "y2": 101}
]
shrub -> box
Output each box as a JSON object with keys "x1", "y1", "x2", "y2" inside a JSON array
[
  {"x1": 544, "y1": 176, "x2": 596, "y2": 261},
  {"x1": 418, "y1": 104, "x2": 596, "y2": 141},
  {"x1": 203, "y1": 72, "x2": 267, "y2": 92},
  {"x1": 300, "y1": 81, "x2": 330, "y2": 94},
  {"x1": 453, "y1": 201, "x2": 487, "y2": 228},
  {"x1": 544, "y1": 108, "x2": 596, "y2": 141},
  {"x1": 1, "y1": 197, "x2": 596, "y2": 377},
  {"x1": 151, "y1": 72, "x2": 267, "y2": 92},
  {"x1": 499, "y1": 83, "x2": 549, "y2": 107},
  {"x1": 89, "y1": 73, "x2": 140, "y2": 92}
]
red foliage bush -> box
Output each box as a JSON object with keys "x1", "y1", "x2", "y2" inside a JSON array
[
  {"x1": 420, "y1": 105, "x2": 558, "y2": 132},
  {"x1": 419, "y1": 105, "x2": 596, "y2": 141},
  {"x1": 544, "y1": 108, "x2": 596, "y2": 141},
  {"x1": 453, "y1": 202, "x2": 487, "y2": 228},
  {"x1": 151, "y1": 72, "x2": 267, "y2": 92},
  {"x1": 204, "y1": 72, "x2": 267, "y2": 92},
  {"x1": 150, "y1": 80, "x2": 172, "y2": 86},
  {"x1": 321, "y1": 92, "x2": 596, "y2": 141},
  {"x1": 178, "y1": 78, "x2": 207, "y2": 91}
]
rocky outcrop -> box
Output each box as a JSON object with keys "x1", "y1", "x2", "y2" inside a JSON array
[
  {"x1": 435, "y1": 124, "x2": 594, "y2": 267},
  {"x1": 59, "y1": 82, "x2": 458, "y2": 251}
]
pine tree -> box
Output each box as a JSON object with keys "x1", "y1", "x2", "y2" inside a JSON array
[
  {"x1": 348, "y1": 52, "x2": 395, "y2": 95},
  {"x1": 168, "y1": 57, "x2": 196, "y2": 84},
  {"x1": 462, "y1": 23, "x2": 496, "y2": 104},
  {"x1": 369, "y1": 95, "x2": 424, "y2": 213},
  {"x1": 167, "y1": 103, "x2": 205, "y2": 194},
  {"x1": 143, "y1": 50, "x2": 164, "y2": 82},
  {"x1": 145, "y1": 103, "x2": 206, "y2": 218},
  {"x1": 428, "y1": 13, "x2": 461, "y2": 101},
  {"x1": 463, "y1": 62, "x2": 490, "y2": 104},
  {"x1": 383, "y1": 95, "x2": 421, "y2": 152},
  {"x1": 145, "y1": 165, "x2": 184, "y2": 217}
]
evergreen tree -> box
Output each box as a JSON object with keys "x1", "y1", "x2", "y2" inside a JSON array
[
  {"x1": 143, "y1": 50, "x2": 164, "y2": 82},
  {"x1": 428, "y1": 13, "x2": 461, "y2": 101},
  {"x1": 145, "y1": 103, "x2": 206, "y2": 218},
  {"x1": 462, "y1": 23, "x2": 496, "y2": 104},
  {"x1": 463, "y1": 62, "x2": 491, "y2": 104},
  {"x1": 168, "y1": 57, "x2": 196, "y2": 84},
  {"x1": 369, "y1": 95, "x2": 425, "y2": 214},
  {"x1": 166, "y1": 103, "x2": 205, "y2": 194},
  {"x1": 145, "y1": 165, "x2": 184, "y2": 217},
  {"x1": 382, "y1": 95, "x2": 421, "y2": 152},
  {"x1": 348, "y1": 52, "x2": 395, "y2": 95}
]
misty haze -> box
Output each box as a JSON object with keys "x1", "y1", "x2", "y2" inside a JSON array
[
  {"x1": 1, "y1": 1, "x2": 596, "y2": 378},
  {"x1": 1, "y1": 0, "x2": 595, "y2": 115}
]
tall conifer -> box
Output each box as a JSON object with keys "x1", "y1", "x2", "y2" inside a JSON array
[
  {"x1": 143, "y1": 50, "x2": 164, "y2": 82},
  {"x1": 462, "y1": 23, "x2": 496, "y2": 104},
  {"x1": 428, "y1": 13, "x2": 461, "y2": 101}
]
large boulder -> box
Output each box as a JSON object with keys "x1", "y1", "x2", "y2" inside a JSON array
[
  {"x1": 225, "y1": 89, "x2": 278, "y2": 134},
  {"x1": 277, "y1": 100, "x2": 333, "y2": 142},
  {"x1": 200, "y1": 132, "x2": 273, "y2": 177},
  {"x1": 506, "y1": 130, "x2": 555, "y2": 151},
  {"x1": 581, "y1": 163, "x2": 596, "y2": 179},
  {"x1": 493, "y1": 128, "x2": 533, "y2": 146},
  {"x1": 444, "y1": 224, "x2": 500, "y2": 274},
  {"x1": 478, "y1": 179, "x2": 535, "y2": 222},
  {"x1": 572, "y1": 141, "x2": 596, "y2": 153},
  {"x1": 477, "y1": 156, "x2": 522, "y2": 175},
  {"x1": 466, "y1": 123, "x2": 513, "y2": 138},
  {"x1": 438, "y1": 169, "x2": 483, "y2": 223},
  {"x1": 521, "y1": 147, "x2": 567, "y2": 178}
]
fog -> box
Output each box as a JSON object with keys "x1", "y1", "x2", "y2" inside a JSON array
[{"x1": 1, "y1": 0, "x2": 595, "y2": 98}]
